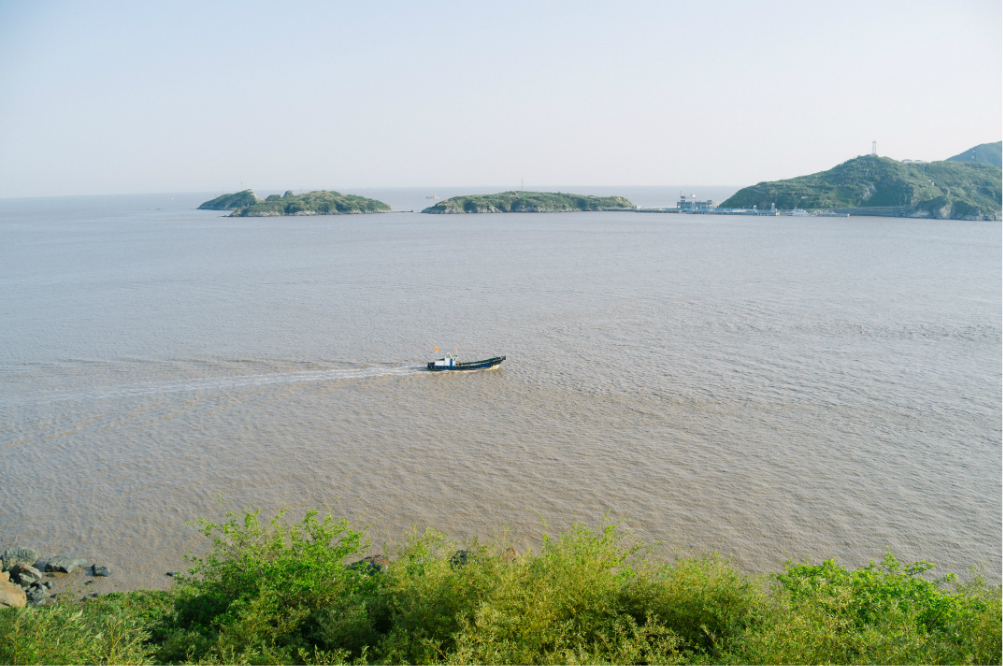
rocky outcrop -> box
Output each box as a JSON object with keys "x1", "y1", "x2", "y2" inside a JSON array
[
  {"x1": 1, "y1": 545, "x2": 108, "y2": 605},
  {"x1": 347, "y1": 555, "x2": 390, "y2": 576},
  {"x1": 2, "y1": 563, "x2": 49, "y2": 605},
  {"x1": 1, "y1": 546, "x2": 40, "y2": 571},
  {"x1": 9, "y1": 563, "x2": 43, "y2": 587},
  {"x1": 0, "y1": 577, "x2": 26, "y2": 608},
  {"x1": 45, "y1": 556, "x2": 90, "y2": 574}
]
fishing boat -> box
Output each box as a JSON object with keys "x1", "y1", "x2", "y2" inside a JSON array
[{"x1": 427, "y1": 354, "x2": 505, "y2": 371}]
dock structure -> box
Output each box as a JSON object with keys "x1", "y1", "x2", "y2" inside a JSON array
[
  {"x1": 677, "y1": 194, "x2": 718, "y2": 211},
  {"x1": 634, "y1": 201, "x2": 780, "y2": 216}
]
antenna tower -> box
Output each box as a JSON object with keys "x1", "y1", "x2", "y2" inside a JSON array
[{"x1": 871, "y1": 141, "x2": 877, "y2": 156}]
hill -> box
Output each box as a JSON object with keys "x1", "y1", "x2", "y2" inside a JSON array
[
  {"x1": 422, "y1": 191, "x2": 633, "y2": 214},
  {"x1": 197, "y1": 189, "x2": 260, "y2": 210},
  {"x1": 719, "y1": 155, "x2": 1001, "y2": 220},
  {"x1": 223, "y1": 190, "x2": 391, "y2": 216},
  {"x1": 947, "y1": 141, "x2": 1002, "y2": 168}
]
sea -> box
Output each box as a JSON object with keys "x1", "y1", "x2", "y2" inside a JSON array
[{"x1": 1, "y1": 187, "x2": 1000, "y2": 593}]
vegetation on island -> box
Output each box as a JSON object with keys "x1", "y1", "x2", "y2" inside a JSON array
[
  {"x1": 198, "y1": 190, "x2": 391, "y2": 216},
  {"x1": 1, "y1": 508, "x2": 999, "y2": 665},
  {"x1": 197, "y1": 190, "x2": 260, "y2": 210},
  {"x1": 720, "y1": 154, "x2": 1002, "y2": 220},
  {"x1": 422, "y1": 191, "x2": 634, "y2": 214},
  {"x1": 947, "y1": 141, "x2": 1002, "y2": 168}
]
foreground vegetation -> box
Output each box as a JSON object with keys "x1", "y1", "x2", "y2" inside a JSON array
[
  {"x1": 720, "y1": 154, "x2": 1002, "y2": 219},
  {"x1": 198, "y1": 190, "x2": 391, "y2": 216},
  {"x1": 422, "y1": 191, "x2": 634, "y2": 214},
  {"x1": 1, "y1": 510, "x2": 999, "y2": 665}
]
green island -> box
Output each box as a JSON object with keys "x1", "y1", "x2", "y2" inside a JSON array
[
  {"x1": 422, "y1": 191, "x2": 634, "y2": 214},
  {"x1": 1, "y1": 509, "x2": 999, "y2": 665},
  {"x1": 198, "y1": 190, "x2": 391, "y2": 216},
  {"x1": 721, "y1": 151, "x2": 1002, "y2": 220},
  {"x1": 947, "y1": 141, "x2": 1002, "y2": 168},
  {"x1": 197, "y1": 190, "x2": 260, "y2": 210}
]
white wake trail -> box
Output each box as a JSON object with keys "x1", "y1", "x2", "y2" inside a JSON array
[{"x1": 8, "y1": 365, "x2": 423, "y2": 406}]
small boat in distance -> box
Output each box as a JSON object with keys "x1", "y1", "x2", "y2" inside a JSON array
[{"x1": 427, "y1": 354, "x2": 506, "y2": 371}]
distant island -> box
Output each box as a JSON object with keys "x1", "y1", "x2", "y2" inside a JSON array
[
  {"x1": 198, "y1": 190, "x2": 259, "y2": 210},
  {"x1": 198, "y1": 190, "x2": 391, "y2": 216},
  {"x1": 422, "y1": 191, "x2": 633, "y2": 214},
  {"x1": 720, "y1": 148, "x2": 1002, "y2": 220},
  {"x1": 946, "y1": 141, "x2": 1002, "y2": 168}
]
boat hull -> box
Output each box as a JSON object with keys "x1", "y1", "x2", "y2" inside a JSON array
[{"x1": 427, "y1": 356, "x2": 505, "y2": 371}]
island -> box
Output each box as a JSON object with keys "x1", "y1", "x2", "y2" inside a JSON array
[
  {"x1": 946, "y1": 140, "x2": 1002, "y2": 167},
  {"x1": 720, "y1": 148, "x2": 1002, "y2": 220},
  {"x1": 198, "y1": 190, "x2": 391, "y2": 216},
  {"x1": 197, "y1": 189, "x2": 259, "y2": 210},
  {"x1": 421, "y1": 191, "x2": 633, "y2": 214}
]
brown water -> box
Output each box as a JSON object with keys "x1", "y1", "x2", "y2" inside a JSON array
[{"x1": 1, "y1": 189, "x2": 1000, "y2": 593}]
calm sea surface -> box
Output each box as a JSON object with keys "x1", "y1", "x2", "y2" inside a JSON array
[{"x1": 1, "y1": 189, "x2": 1000, "y2": 592}]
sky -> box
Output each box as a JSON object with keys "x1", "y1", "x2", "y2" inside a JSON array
[{"x1": 0, "y1": 0, "x2": 1000, "y2": 198}]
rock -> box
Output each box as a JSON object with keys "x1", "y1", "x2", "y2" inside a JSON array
[
  {"x1": 449, "y1": 550, "x2": 473, "y2": 567},
  {"x1": 45, "y1": 556, "x2": 90, "y2": 574},
  {"x1": 84, "y1": 580, "x2": 93, "y2": 586},
  {"x1": 347, "y1": 555, "x2": 390, "y2": 576},
  {"x1": 43, "y1": 581, "x2": 53, "y2": 589},
  {"x1": 166, "y1": 571, "x2": 182, "y2": 577},
  {"x1": 92, "y1": 565, "x2": 110, "y2": 577},
  {"x1": 25, "y1": 586, "x2": 45, "y2": 603},
  {"x1": 1, "y1": 547, "x2": 40, "y2": 572},
  {"x1": 0, "y1": 571, "x2": 8, "y2": 583},
  {"x1": 10, "y1": 564, "x2": 43, "y2": 587},
  {"x1": 0, "y1": 578, "x2": 26, "y2": 608},
  {"x1": 501, "y1": 547, "x2": 518, "y2": 562}
]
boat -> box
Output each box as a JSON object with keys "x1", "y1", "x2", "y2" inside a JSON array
[
  {"x1": 787, "y1": 208, "x2": 815, "y2": 217},
  {"x1": 427, "y1": 354, "x2": 505, "y2": 371}
]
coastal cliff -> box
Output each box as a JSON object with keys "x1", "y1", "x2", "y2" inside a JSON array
[{"x1": 422, "y1": 191, "x2": 633, "y2": 214}]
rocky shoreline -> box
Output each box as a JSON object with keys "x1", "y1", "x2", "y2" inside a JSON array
[
  {"x1": 0, "y1": 547, "x2": 110, "y2": 608},
  {"x1": 0, "y1": 545, "x2": 518, "y2": 609}
]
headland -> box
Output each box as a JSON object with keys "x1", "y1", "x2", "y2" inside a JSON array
[{"x1": 720, "y1": 153, "x2": 1001, "y2": 221}]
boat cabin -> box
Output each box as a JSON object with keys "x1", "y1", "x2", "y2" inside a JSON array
[{"x1": 430, "y1": 354, "x2": 457, "y2": 369}]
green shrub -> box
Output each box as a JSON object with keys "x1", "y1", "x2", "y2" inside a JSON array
[
  {"x1": 0, "y1": 591, "x2": 170, "y2": 665},
  {"x1": 2, "y1": 509, "x2": 999, "y2": 665},
  {"x1": 733, "y1": 553, "x2": 1002, "y2": 665},
  {"x1": 156, "y1": 508, "x2": 368, "y2": 664},
  {"x1": 448, "y1": 521, "x2": 688, "y2": 664}
]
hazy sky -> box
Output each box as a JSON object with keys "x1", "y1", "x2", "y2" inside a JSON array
[{"x1": 1, "y1": 0, "x2": 1000, "y2": 197}]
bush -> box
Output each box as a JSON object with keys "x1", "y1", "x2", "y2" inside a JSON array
[
  {"x1": 157, "y1": 508, "x2": 368, "y2": 664},
  {"x1": 733, "y1": 553, "x2": 1002, "y2": 665},
  {"x1": 0, "y1": 591, "x2": 170, "y2": 665},
  {"x1": 1, "y1": 509, "x2": 999, "y2": 665}
]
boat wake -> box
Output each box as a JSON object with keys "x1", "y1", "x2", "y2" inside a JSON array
[{"x1": 6, "y1": 365, "x2": 423, "y2": 406}]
